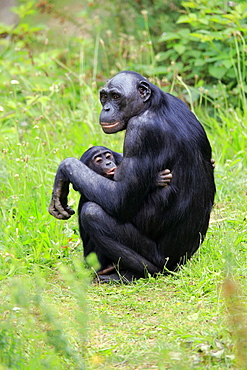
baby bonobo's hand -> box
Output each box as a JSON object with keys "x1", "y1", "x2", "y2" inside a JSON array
[{"x1": 156, "y1": 169, "x2": 172, "y2": 187}]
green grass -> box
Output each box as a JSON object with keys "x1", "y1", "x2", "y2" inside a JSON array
[{"x1": 1, "y1": 9, "x2": 247, "y2": 369}]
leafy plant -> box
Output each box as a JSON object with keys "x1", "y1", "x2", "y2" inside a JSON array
[{"x1": 154, "y1": 0, "x2": 247, "y2": 107}]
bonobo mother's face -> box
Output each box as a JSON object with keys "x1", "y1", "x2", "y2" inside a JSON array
[{"x1": 99, "y1": 72, "x2": 151, "y2": 134}]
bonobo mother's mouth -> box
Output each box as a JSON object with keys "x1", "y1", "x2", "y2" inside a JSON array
[{"x1": 100, "y1": 121, "x2": 120, "y2": 129}]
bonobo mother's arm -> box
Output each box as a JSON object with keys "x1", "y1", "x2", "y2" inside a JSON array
[
  {"x1": 49, "y1": 119, "x2": 173, "y2": 220},
  {"x1": 49, "y1": 159, "x2": 117, "y2": 219}
]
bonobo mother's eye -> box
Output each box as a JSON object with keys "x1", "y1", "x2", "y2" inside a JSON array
[
  {"x1": 112, "y1": 93, "x2": 120, "y2": 101},
  {"x1": 105, "y1": 152, "x2": 112, "y2": 159},
  {"x1": 100, "y1": 92, "x2": 107, "y2": 103}
]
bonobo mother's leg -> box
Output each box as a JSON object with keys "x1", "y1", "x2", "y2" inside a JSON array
[{"x1": 80, "y1": 202, "x2": 161, "y2": 278}]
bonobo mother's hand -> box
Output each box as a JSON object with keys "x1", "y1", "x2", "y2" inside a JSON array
[
  {"x1": 48, "y1": 165, "x2": 75, "y2": 220},
  {"x1": 156, "y1": 169, "x2": 172, "y2": 187}
]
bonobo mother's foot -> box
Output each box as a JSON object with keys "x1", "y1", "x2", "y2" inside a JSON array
[
  {"x1": 97, "y1": 265, "x2": 116, "y2": 276},
  {"x1": 94, "y1": 269, "x2": 135, "y2": 284}
]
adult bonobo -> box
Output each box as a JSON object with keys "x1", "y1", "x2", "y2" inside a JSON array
[
  {"x1": 48, "y1": 71, "x2": 215, "y2": 281},
  {"x1": 77, "y1": 145, "x2": 172, "y2": 276}
]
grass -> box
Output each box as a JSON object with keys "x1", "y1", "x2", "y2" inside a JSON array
[{"x1": 0, "y1": 8, "x2": 247, "y2": 369}]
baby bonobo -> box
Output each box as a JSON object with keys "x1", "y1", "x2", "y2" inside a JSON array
[
  {"x1": 78, "y1": 146, "x2": 172, "y2": 280},
  {"x1": 80, "y1": 146, "x2": 172, "y2": 184}
]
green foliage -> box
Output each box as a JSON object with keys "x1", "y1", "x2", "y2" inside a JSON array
[
  {"x1": 79, "y1": 0, "x2": 182, "y2": 39},
  {"x1": 155, "y1": 0, "x2": 247, "y2": 107}
]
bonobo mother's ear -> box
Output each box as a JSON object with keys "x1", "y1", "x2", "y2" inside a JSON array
[{"x1": 138, "y1": 81, "x2": 151, "y2": 102}]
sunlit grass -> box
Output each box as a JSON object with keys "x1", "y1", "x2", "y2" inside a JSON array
[{"x1": 1, "y1": 76, "x2": 247, "y2": 368}]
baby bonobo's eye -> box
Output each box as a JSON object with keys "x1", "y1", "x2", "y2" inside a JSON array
[{"x1": 95, "y1": 156, "x2": 103, "y2": 164}]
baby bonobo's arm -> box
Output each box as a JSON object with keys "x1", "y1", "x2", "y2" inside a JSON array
[{"x1": 156, "y1": 169, "x2": 172, "y2": 187}]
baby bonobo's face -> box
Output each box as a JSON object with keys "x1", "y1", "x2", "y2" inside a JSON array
[{"x1": 90, "y1": 150, "x2": 117, "y2": 179}]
